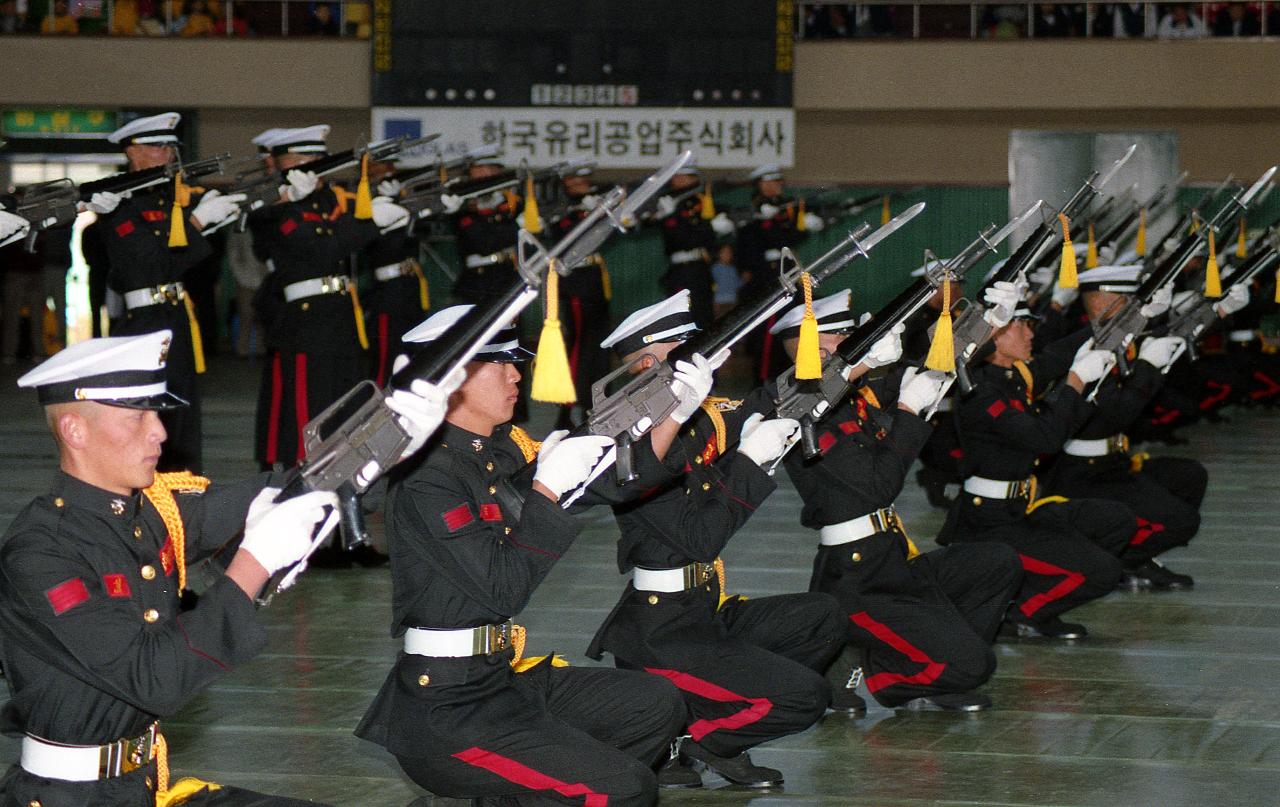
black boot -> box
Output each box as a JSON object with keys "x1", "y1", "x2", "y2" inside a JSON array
[
  {"x1": 916, "y1": 468, "x2": 954, "y2": 510},
  {"x1": 824, "y1": 645, "x2": 867, "y2": 716},
  {"x1": 656, "y1": 738, "x2": 702, "y2": 788},
  {"x1": 1003, "y1": 612, "x2": 1088, "y2": 640},
  {"x1": 679, "y1": 740, "x2": 783, "y2": 788},
  {"x1": 1124, "y1": 558, "x2": 1194, "y2": 590},
  {"x1": 903, "y1": 691, "x2": 992, "y2": 712}
]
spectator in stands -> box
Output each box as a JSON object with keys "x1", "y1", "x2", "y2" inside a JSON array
[
  {"x1": 1092, "y1": 3, "x2": 1154, "y2": 36},
  {"x1": 1, "y1": 0, "x2": 24, "y2": 33},
  {"x1": 39, "y1": 0, "x2": 77, "y2": 34},
  {"x1": 1033, "y1": 3, "x2": 1080, "y2": 36},
  {"x1": 308, "y1": 1, "x2": 338, "y2": 35},
  {"x1": 175, "y1": 0, "x2": 214, "y2": 34},
  {"x1": 1157, "y1": 3, "x2": 1208, "y2": 37},
  {"x1": 212, "y1": 0, "x2": 248, "y2": 35},
  {"x1": 710, "y1": 244, "x2": 741, "y2": 319},
  {"x1": 981, "y1": 5, "x2": 1027, "y2": 39},
  {"x1": 1212, "y1": 2, "x2": 1260, "y2": 36}
]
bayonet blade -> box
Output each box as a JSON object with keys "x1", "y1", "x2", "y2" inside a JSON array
[
  {"x1": 617, "y1": 150, "x2": 693, "y2": 221},
  {"x1": 858, "y1": 201, "x2": 926, "y2": 252},
  {"x1": 1096, "y1": 143, "x2": 1138, "y2": 191},
  {"x1": 989, "y1": 200, "x2": 1044, "y2": 248},
  {"x1": 1239, "y1": 165, "x2": 1278, "y2": 208}
]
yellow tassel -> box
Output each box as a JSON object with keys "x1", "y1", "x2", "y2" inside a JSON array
[
  {"x1": 1190, "y1": 217, "x2": 1199, "y2": 235},
  {"x1": 348, "y1": 281, "x2": 370, "y2": 349},
  {"x1": 796, "y1": 198, "x2": 807, "y2": 232},
  {"x1": 598, "y1": 257, "x2": 612, "y2": 301},
  {"x1": 795, "y1": 272, "x2": 822, "y2": 380},
  {"x1": 409, "y1": 260, "x2": 429, "y2": 311},
  {"x1": 700, "y1": 181, "x2": 715, "y2": 220},
  {"x1": 522, "y1": 174, "x2": 542, "y2": 233},
  {"x1": 1204, "y1": 228, "x2": 1221, "y2": 298},
  {"x1": 1275, "y1": 269, "x2": 1280, "y2": 304},
  {"x1": 438, "y1": 161, "x2": 448, "y2": 184},
  {"x1": 924, "y1": 272, "x2": 956, "y2": 372},
  {"x1": 1136, "y1": 208, "x2": 1147, "y2": 257},
  {"x1": 1057, "y1": 213, "x2": 1078, "y2": 289},
  {"x1": 181, "y1": 292, "x2": 206, "y2": 374},
  {"x1": 530, "y1": 264, "x2": 575, "y2": 403},
  {"x1": 354, "y1": 154, "x2": 374, "y2": 220},
  {"x1": 167, "y1": 175, "x2": 188, "y2": 248},
  {"x1": 1237, "y1": 217, "x2": 1248, "y2": 259},
  {"x1": 881, "y1": 195, "x2": 891, "y2": 226},
  {"x1": 1086, "y1": 221, "x2": 1098, "y2": 269},
  {"x1": 503, "y1": 188, "x2": 519, "y2": 211}
]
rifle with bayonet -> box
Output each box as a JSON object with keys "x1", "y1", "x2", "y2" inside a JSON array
[
  {"x1": 772, "y1": 209, "x2": 1029, "y2": 458},
  {"x1": 77, "y1": 153, "x2": 232, "y2": 202},
  {"x1": 1088, "y1": 165, "x2": 1277, "y2": 395},
  {"x1": 255, "y1": 150, "x2": 694, "y2": 604},
  {"x1": 1144, "y1": 174, "x2": 1237, "y2": 267},
  {"x1": 13, "y1": 179, "x2": 78, "y2": 252},
  {"x1": 1096, "y1": 172, "x2": 1188, "y2": 255}
]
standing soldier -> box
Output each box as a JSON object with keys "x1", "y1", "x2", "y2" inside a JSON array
[
  {"x1": 85, "y1": 113, "x2": 244, "y2": 472},
  {"x1": 448, "y1": 148, "x2": 522, "y2": 305},
  {"x1": 652, "y1": 159, "x2": 736, "y2": 329}
]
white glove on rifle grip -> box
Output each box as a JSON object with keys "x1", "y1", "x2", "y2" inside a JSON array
[
  {"x1": 1137, "y1": 335, "x2": 1186, "y2": 371},
  {"x1": 862, "y1": 323, "x2": 905, "y2": 369},
  {"x1": 1051, "y1": 285, "x2": 1079, "y2": 309},
  {"x1": 377, "y1": 179, "x2": 403, "y2": 197},
  {"x1": 191, "y1": 190, "x2": 246, "y2": 229},
  {"x1": 372, "y1": 197, "x2": 410, "y2": 229},
  {"x1": 982, "y1": 281, "x2": 1020, "y2": 328},
  {"x1": 285, "y1": 170, "x2": 319, "y2": 203},
  {"x1": 385, "y1": 361, "x2": 467, "y2": 467},
  {"x1": 804, "y1": 213, "x2": 825, "y2": 232},
  {"x1": 0, "y1": 211, "x2": 30, "y2": 246},
  {"x1": 1140, "y1": 285, "x2": 1174, "y2": 319},
  {"x1": 1070, "y1": 341, "x2": 1117, "y2": 384},
  {"x1": 86, "y1": 191, "x2": 123, "y2": 215},
  {"x1": 898, "y1": 367, "x2": 953, "y2": 417},
  {"x1": 669, "y1": 352, "x2": 726, "y2": 424},
  {"x1": 655, "y1": 195, "x2": 677, "y2": 218},
  {"x1": 533, "y1": 431, "x2": 616, "y2": 498},
  {"x1": 738, "y1": 413, "x2": 801, "y2": 467},
  {"x1": 1216, "y1": 284, "x2": 1250, "y2": 316},
  {"x1": 710, "y1": 212, "x2": 735, "y2": 236},
  {"x1": 240, "y1": 488, "x2": 339, "y2": 574}
]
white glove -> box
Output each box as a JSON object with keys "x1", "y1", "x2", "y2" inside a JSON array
[
  {"x1": 239, "y1": 487, "x2": 339, "y2": 574},
  {"x1": 371, "y1": 197, "x2": 410, "y2": 229},
  {"x1": 0, "y1": 210, "x2": 30, "y2": 247},
  {"x1": 1216, "y1": 283, "x2": 1250, "y2": 316},
  {"x1": 86, "y1": 191, "x2": 123, "y2": 215},
  {"x1": 737, "y1": 413, "x2": 800, "y2": 467},
  {"x1": 898, "y1": 367, "x2": 954, "y2": 416},
  {"x1": 1138, "y1": 335, "x2": 1185, "y2": 370},
  {"x1": 669, "y1": 352, "x2": 725, "y2": 424},
  {"x1": 758, "y1": 203, "x2": 779, "y2": 219},
  {"x1": 710, "y1": 212, "x2": 735, "y2": 236},
  {"x1": 982, "y1": 280, "x2": 1021, "y2": 328},
  {"x1": 1070, "y1": 343, "x2": 1117, "y2": 384},
  {"x1": 579, "y1": 193, "x2": 600, "y2": 210},
  {"x1": 384, "y1": 361, "x2": 467, "y2": 466},
  {"x1": 1139, "y1": 285, "x2": 1173, "y2": 318},
  {"x1": 440, "y1": 193, "x2": 466, "y2": 214},
  {"x1": 862, "y1": 322, "x2": 905, "y2": 369},
  {"x1": 1051, "y1": 284, "x2": 1079, "y2": 309},
  {"x1": 377, "y1": 178, "x2": 403, "y2": 197},
  {"x1": 1029, "y1": 266, "x2": 1055, "y2": 288},
  {"x1": 655, "y1": 195, "x2": 677, "y2": 218},
  {"x1": 285, "y1": 169, "x2": 319, "y2": 202},
  {"x1": 533, "y1": 430, "x2": 615, "y2": 498},
  {"x1": 1171, "y1": 289, "x2": 1199, "y2": 315},
  {"x1": 1010, "y1": 270, "x2": 1030, "y2": 301},
  {"x1": 191, "y1": 190, "x2": 246, "y2": 229},
  {"x1": 804, "y1": 213, "x2": 825, "y2": 232}
]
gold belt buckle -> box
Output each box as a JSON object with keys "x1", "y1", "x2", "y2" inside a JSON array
[
  {"x1": 100, "y1": 723, "x2": 155, "y2": 777},
  {"x1": 1110, "y1": 434, "x2": 1129, "y2": 454},
  {"x1": 475, "y1": 621, "x2": 511, "y2": 654},
  {"x1": 683, "y1": 563, "x2": 713, "y2": 588},
  {"x1": 320, "y1": 275, "x2": 344, "y2": 294},
  {"x1": 1012, "y1": 479, "x2": 1031, "y2": 499}
]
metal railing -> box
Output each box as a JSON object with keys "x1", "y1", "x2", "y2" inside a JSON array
[{"x1": 6, "y1": 0, "x2": 370, "y2": 38}]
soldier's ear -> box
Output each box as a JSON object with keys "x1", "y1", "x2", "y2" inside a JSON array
[{"x1": 56, "y1": 410, "x2": 88, "y2": 450}]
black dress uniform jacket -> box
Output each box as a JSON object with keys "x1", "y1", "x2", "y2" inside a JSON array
[
  {"x1": 942, "y1": 332, "x2": 1131, "y2": 622},
  {"x1": 735, "y1": 197, "x2": 806, "y2": 381},
  {"x1": 0, "y1": 471, "x2": 322, "y2": 806},
  {"x1": 589, "y1": 390, "x2": 844, "y2": 758},
  {"x1": 655, "y1": 194, "x2": 718, "y2": 328},
  {"x1": 782, "y1": 374, "x2": 1021, "y2": 706},
  {"x1": 360, "y1": 230, "x2": 427, "y2": 386},
  {"x1": 94, "y1": 185, "x2": 212, "y2": 473},
  {"x1": 250, "y1": 185, "x2": 379, "y2": 466},
  {"x1": 548, "y1": 201, "x2": 611, "y2": 410},
  {"x1": 356, "y1": 424, "x2": 684, "y2": 806},
  {"x1": 451, "y1": 194, "x2": 521, "y2": 305}
]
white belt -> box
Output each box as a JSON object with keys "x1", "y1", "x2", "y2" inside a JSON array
[
  {"x1": 404, "y1": 621, "x2": 514, "y2": 657},
  {"x1": 963, "y1": 475, "x2": 1033, "y2": 499},
  {"x1": 1063, "y1": 434, "x2": 1128, "y2": 457},
  {"x1": 465, "y1": 251, "x2": 512, "y2": 269},
  {"x1": 669, "y1": 248, "x2": 707, "y2": 265},
  {"x1": 283, "y1": 274, "x2": 350, "y2": 303},
  {"x1": 21, "y1": 723, "x2": 158, "y2": 782},
  {"x1": 819, "y1": 507, "x2": 899, "y2": 546},
  {"x1": 764, "y1": 249, "x2": 782, "y2": 262},
  {"x1": 1229, "y1": 329, "x2": 1257, "y2": 343},
  {"x1": 123, "y1": 282, "x2": 185, "y2": 310},
  {"x1": 633, "y1": 562, "x2": 716, "y2": 593},
  {"x1": 374, "y1": 260, "x2": 414, "y2": 282}
]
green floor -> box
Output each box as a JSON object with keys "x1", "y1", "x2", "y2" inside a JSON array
[{"x1": 0, "y1": 355, "x2": 1276, "y2": 806}]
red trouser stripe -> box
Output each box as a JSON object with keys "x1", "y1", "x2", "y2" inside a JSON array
[
  {"x1": 644, "y1": 667, "x2": 773, "y2": 742},
  {"x1": 850, "y1": 611, "x2": 947, "y2": 694},
  {"x1": 1017, "y1": 553, "x2": 1086, "y2": 617},
  {"x1": 1251, "y1": 370, "x2": 1280, "y2": 401},
  {"x1": 452, "y1": 747, "x2": 608, "y2": 807},
  {"x1": 1199, "y1": 380, "x2": 1232, "y2": 411},
  {"x1": 1130, "y1": 516, "x2": 1166, "y2": 546},
  {"x1": 294, "y1": 353, "x2": 309, "y2": 463},
  {"x1": 376, "y1": 313, "x2": 390, "y2": 387},
  {"x1": 265, "y1": 352, "x2": 283, "y2": 464},
  {"x1": 759, "y1": 313, "x2": 778, "y2": 381},
  {"x1": 569, "y1": 296, "x2": 583, "y2": 378}
]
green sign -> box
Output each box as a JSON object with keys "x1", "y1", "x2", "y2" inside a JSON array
[{"x1": 2, "y1": 108, "x2": 119, "y2": 138}]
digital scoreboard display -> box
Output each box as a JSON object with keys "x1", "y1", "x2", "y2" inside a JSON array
[{"x1": 371, "y1": 0, "x2": 793, "y2": 109}]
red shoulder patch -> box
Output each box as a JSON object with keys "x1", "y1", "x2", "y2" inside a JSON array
[
  {"x1": 46, "y1": 578, "x2": 89, "y2": 615},
  {"x1": 817, "y1": 432, "x2": 837, "y2": 455},
  {"x1": 837, "y1": 420, "x2": 861, "y2": 435},
  {"x1": 458, "y1": 215, "x2": 474, "y2": 228},
  {"x1": 114, "y1": 220, "x2": 135, "y2": 238},
  {"x1": 140, "y1": 210, "x2": 167, "y2": 223},
  {"x1": 478, "y1": 503, "x2": 503, "y2": 522},
  {"x1": 986, "y1": 400, "x2": 1008, "y2": 419},
  {"x1": 103, "y1": 574, "x2": 131, "y2": 599},
  {"x1": 301, "y1": 211, "x2": 324, "y2": 222},
  {"x1": 442, "y1": 504, "x2": 475, "y2": 532},
  {"x1": 1009, "y1": 399, "x2": 1026, "y2": 412},
  {"x1": 279, "y1": 218, "x2": 298, "y2": 236}
]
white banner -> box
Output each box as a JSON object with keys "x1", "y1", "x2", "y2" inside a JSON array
[{"x1": 371, "y1": 106, "x2": 794, "y2": 170}]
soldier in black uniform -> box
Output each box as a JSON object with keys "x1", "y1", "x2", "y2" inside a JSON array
[
  {"x1": 585, "y1": 292, "x2": 848, "y2": 789},
  {"x1": 357, "y1": 308, "x2": 687, "y2": 806},
  {"x1": 651, "y1": 159, "x2": 736, "y2": 329},
  {"x1": 0, "y1": 329, "x2": 354, "y2": 806},
  {"x1": 772, "y1": 291, "x2": 1023, "y2": 712},
  {"x1": 249, "y1": 125, "x2": 407, "y2": 471},
  {"x1": 940, "y1": 308, "x2": 1134, "y2": 639},
  {"x1": 1042, "y1": 265, "x2": 1224, "y2": 589},
  {"x1": 449, "y1": 152, "x2": 523, "y2": 306},
  {"x1": 85, "y1": 113, "x2": 245, "y2": 473},
  {"x1": 735, "y1": 166, "x2": 824, "y2": 383}
]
